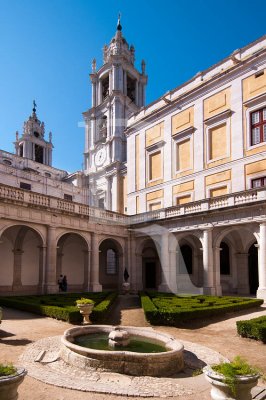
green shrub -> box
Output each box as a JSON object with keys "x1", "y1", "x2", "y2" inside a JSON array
[
  {"x1": 0, "y1": 292, "x2": 117, "y2": 324},
  {"x1": 0, "y1": 363, "x2": 17, "y2": 377},
  {"x1": 75, "y1": 298, "x2": 94, "y2": 305},
  {"x1": 140, "y1": 292, "x2": 263, "y2": 326},
  {"x1": 90, "y1": 291, "x2": 117, "y2": 323},
  {"x1": 236, "y1": 316, "x2": 266, "y2": 343}
]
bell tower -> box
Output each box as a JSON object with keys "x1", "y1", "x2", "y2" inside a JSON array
[
  {"x1": 14, "y1": 101, "x2": 53, "y2": 166},
  {"x1": 83, "y1": 16, "x2": 147, "y2": 212}
]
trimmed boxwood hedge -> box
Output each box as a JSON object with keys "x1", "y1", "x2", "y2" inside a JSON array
[
  {"x1": 236, "y1": 316, "x2": 266, "y2": 343},
  {"x1": 0, "y1": 291, "x2": 118, "y2": 324},
  {"x1": 140, "y1": 291, "x2": 264, "y2": 326}
]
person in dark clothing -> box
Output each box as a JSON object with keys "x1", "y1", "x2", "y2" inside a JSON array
[
  {"x1": 62, "y1": 275, "x2": 68, "y2": 292},
  {"x1": 58, "y1": 274, "x2": 63, "y2": 292}
]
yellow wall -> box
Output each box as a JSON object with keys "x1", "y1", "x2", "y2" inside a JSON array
[
  {"x1": 146, "y1": 189, "x2": 164, "y2": 201},
  {"x1": 146, "y1": 189, "x2": 163, "y2": 211},
  {"x1": 245, "y1": 160, "x2": 266, "y2": 175},
  {"x1": 135, "y1": 134, "x2": 140, "y2": 190},
  {"x1": 204, "y1": 88, "x2": 231, "y2": 120},
  {"x1": 172, "y1": 107, "x2": 194, "y2": 135},
  {"x1": 176, "y1": 195, "x2": 191, "y2": 205},
  {"x1": 149, "y1": 151, "x2": 162, "y2": 181},
  {"x1": 149, "y1": 202, "x2": 162, "y2": 211},
  {"x1": 146, "y1": 122, "x2": 164, "y2": 147},
  {"x1": 209, "y1": 124, "x2": 227, "y2": 160},
  {"x1": 210, "y1": 186, "x2": 228, "y2": 197},
  {"x1": 243, "y1": 69, "x2": 266, "y2": 102},
  {"x1": 173, "y1": 180, "x2": 194, "y2": 194},
  {"x1": 205, "y1": 170, "x2": 231, "y2": 186},
  {"x1": 176, "y1": 139, "x2": 191, "y2": 170}
]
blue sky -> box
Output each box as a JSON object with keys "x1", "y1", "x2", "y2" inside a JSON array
[{"x1": 0, "y1": 0, "x2": 265, "y2": 172}]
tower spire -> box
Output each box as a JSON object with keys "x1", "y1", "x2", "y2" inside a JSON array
[
  {"x1": 117, "y1": 13, "x2": 122, "y2": 31},
  {"x1": 32, "y1": 99, "x2": 37, "y2": 114}
]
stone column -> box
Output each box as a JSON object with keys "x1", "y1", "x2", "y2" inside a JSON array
[
  {"x1": 45, "y1": 226, "x2": 58, "y2": 293},
  {"x1": 257, "y1": 222, "x2": 266, "y2": 301},
  {"x1": 12, "y1": 249, "x2": 23, "y2": 291},
  {"x1": 90, "y1": 232, "x2": 102, "y2": 292},
  {"x1": 213, "y1": 246, "x2": 222, "y2": 296},
  {"x1": 158, "y1": 232, "x2": 171, "y2": 292},
  {"x1": 37, "y1": 245, "x2": 45, "y2": 294},
  {"x1": 83, "y1": 249, "x2": 90, "y2": 291},
  {"x1": 236, "y1": 253, "x2": 250, "y2": 295},
  {"x1": 202, "y1": 229, "x2": 215, "y2": 295}
]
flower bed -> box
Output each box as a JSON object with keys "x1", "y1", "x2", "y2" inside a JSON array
[
  {"x1": 0, "y1": 292, "x2": 117, "y2": 324},
  {"x1": 236, "y1": 316, "x2": 266, "y2": 343},
  {"x1": 140, "y1": 291, "x2": 263, "y2": 326}
]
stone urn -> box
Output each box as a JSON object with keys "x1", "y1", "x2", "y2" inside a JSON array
[
  {"x1": 203, "y1": 366, "x2": 260, "y2": 400},
  {"x1": 76, "y1": 301, "x2": 94, "y2": 324},
  {"x1": 122, "y1": 282, "x2": 130, "y2": 295},
  {"x1": 108, "y1": 327, "x2": 130, "y2": 348},
  {"x1": 0, "y1": 367, "x2": 27, "y2": 400}
]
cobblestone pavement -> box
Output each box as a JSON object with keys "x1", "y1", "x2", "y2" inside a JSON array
[
  {"x1": 0, "y1": 295, "x2": 266, "y2": 399},
  {"x1": 19, "y1": 335, "x2": 227, "y2": 397}
]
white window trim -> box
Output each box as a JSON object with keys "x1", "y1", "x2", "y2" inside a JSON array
[
  {"x1": 173, "y1": 133, "x2": 193, "y2": 174},
  {"x1": 174, "y1": 191, "x2": 194, "y2": 206},
  {"x1": 247, "y1": 172, "x2": 266, "y2": 189},
  {"x1": 206, "y1": 117, "x2": 230, "y2": 164},
  {"x1": 146, "y1": 148, "x2": 163, "y2": 183},
  {"x1": 246, "y1": 99, "x2": 266, "y2": 150},
  {"x1": 147, "y1": 200, "x2": 163, "y2": 211},
  {"x1": 206, "y1": 182, "x2": 231, "y2": 198}
]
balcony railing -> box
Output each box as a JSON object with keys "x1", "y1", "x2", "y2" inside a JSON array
[{"x1": 0, "y1": 183, "x2": 265, "y2": 226}]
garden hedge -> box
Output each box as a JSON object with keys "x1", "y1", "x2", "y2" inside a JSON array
[
  {"x1": 0, "y1": 291, "x2": 118, "y2": 324},
  {"x1": 236, "y1": 316, "x2": 266, "y2": 343},
  {"x1": 140, "y1": 292, "x2": 264, "y2": 326}
]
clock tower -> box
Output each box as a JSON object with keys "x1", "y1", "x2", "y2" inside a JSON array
[{"x1": 83, "y1": 17, "x2": 147, "y2": 212}]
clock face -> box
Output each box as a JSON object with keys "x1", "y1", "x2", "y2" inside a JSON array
[{"x1": 95, "y1": 147, "x2": 106, "y2": 166}]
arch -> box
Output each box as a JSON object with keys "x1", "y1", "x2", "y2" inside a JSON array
[
  {"x1": 141, "y1": 238, "x2": 161, "y2": 290},
  {"x1": 56, "y1": 230, "x2": 91, "y2": 250},
  {"x1": 0, "y1": 224, "x2": 44, "y2": 295},
  {"x1": 0, "y1": 222, "x2": 45, "y2": 245},
  {"x1": 57, "y1": 232, "x2": 89, "y2": 292},
  {"x1": 99, "y1": 238, "x2": 124, "y2": 290}
]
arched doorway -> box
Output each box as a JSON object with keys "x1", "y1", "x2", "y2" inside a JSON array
[
  {"x1": 99, "y1": 239, "x2": 123, "y2": 290},
  {"x1": 248, "y1": 243, "x2": 258, "y2": 295},
  {"x1": 142, "y1": 239, "x2": 161, "y2": 290},
  {"x1": 0, "y1": 225, "x2": 43, "y2": 294},
  {"x1": 57, "y1": 233, "x2": 88, "y2": 292}
]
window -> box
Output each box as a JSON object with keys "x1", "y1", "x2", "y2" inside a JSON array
[
  {"x1": 250, "y1": 107, "x2": 266, "y2": 145},
  {"x1": 20, "y1": 182, "x2": 31, "y2": 190},
  {"x1": 64, "y1": 194, "x2": 73, "y2": 201},
  {"x1": 176, "y1": 139, "x2": 191, "y2": 171},
  {"x1": 148, "y1": 150, "x2": 162, "y2": 181},
  {"x1": 251, "y1": 176, "x2": 266, "y2": 188},
  {"x1": 35, "y1": 144, "x2": 44, "y2": 163},
  {"x1": 148, "y1": 201, "x2": 162, "y2": 211},
  {"x1": 106, "y1": 249, "x2": 117, "y2": 275}
]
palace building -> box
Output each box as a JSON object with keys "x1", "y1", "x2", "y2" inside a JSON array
[{"x1": 0, "y1": 20, "x2": 266, "y2": 300}]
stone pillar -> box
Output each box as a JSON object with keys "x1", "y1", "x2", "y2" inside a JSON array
[
  {"x1": 202, "y1": 229, "x2": 215, "y2": 295},
  {"x1": 98, "y1": 80, "x2": 102, "y2": 104},
  {"x1": 257, "y1": 222, "x2": 266, "y2": 301},
  {"x1": 45, "y1": 226, "x2": 58, "y2": 293},
  {"x1": 37, "y1": 245, "x2": 45, "y2": 294},
  {"x1": 83, "y1": 249, "x2": 90, "y2": 291},
  {"x1": 158, "y1": 232, "x2": 171, "y2": 292},
  {"x1": 90, "y1": 232, "x2": 102, "y2": 292},
  {"x1": 213, "y1": 246, "x2": 222, "y2": 296},
  {"x1": 236, "y1": 253, "x2": 250, "y2": 295},
  {"x1": 12, "y1": 249, "x2": 23, "y2": 291}
]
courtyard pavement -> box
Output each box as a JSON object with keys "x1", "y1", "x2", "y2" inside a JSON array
[{"x1": 0, "y1": 295, "x2": 266, "y2": 400}]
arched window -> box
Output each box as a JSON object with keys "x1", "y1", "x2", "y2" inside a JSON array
[
  {"x1": 220, "y1": 242, "x2": 230, "y2": 275},
  {"x1": 179, "y1": 245, "x2": 193, "y2": 274},
  {"x1": 106, "y1": 249, "x2": 117, "y2": 275}
]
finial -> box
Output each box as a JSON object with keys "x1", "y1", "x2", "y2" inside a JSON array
[
  {"x1": 141, "y1": 60, "x2": 146, "y2": 74},
  {"x1": 49, "y1": 131, "x2": 52, "y2": 143},
  {"x1": 33, "y1": 100, "x2": 37, "y2": 113},
  {"x1": 92, "y1": 58, "x2": 96, "y2": 73},
  {"x1": 117, "y1": 13, "x2": 122, "y2": 31},
  {"x1": 16, "y1": 131, "x2": 19, "y2": 141}
]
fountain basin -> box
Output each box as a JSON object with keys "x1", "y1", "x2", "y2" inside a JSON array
[{"x1": 60, "y1": 325, "x2": 184, "y2": 377}]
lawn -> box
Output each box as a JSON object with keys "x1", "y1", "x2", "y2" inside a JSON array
[
  {"x1": 0, "y1": 291, "x2": 117, "y2": 324},
  {"x1": 140, "y1": 291, "x2": 264, "y2": 326}
]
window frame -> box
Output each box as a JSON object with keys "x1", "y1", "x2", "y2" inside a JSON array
[
  {"x1": 245, "y1": 97, "x2": 266, "y2": 150},
  {"x1": 251, "y1": 176, "x2": 266, "y2": 189},
  {"x1": 206, "y1": 182, "x2": 231, "y2": 198},
  {"x1": 146, "y1": 146, "x2": 163, "y2": 183},
  {"x1": 250, "y1": 107, "x2": 266, "y2": 146},
  {"x1": 106, "y1": 249, "x2": 118, "y2": 275}
]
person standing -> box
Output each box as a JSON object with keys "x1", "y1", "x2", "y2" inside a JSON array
[
  {"x1": 58, "y1": 274, "x2": 63, "y2": 292},
  {"x1": 62, "y1": 275, "x2": 68, "y2": 292}
]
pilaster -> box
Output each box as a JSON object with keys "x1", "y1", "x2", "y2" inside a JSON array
[{"x1": 257, "y1": 222, "x2": 266, "y2": 301}]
